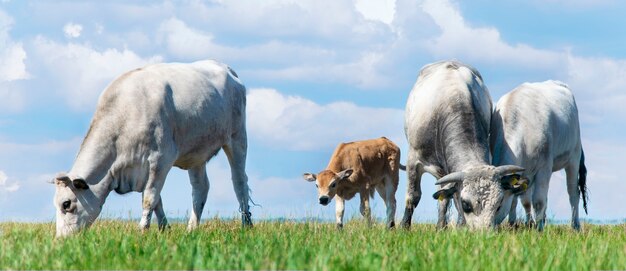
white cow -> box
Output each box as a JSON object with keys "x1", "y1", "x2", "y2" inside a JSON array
[
  {"x1": 52, "y1": 60, "x2": 252, "y2": 237},
  {"x1": 402, "y1": 60, "x2": 524, "y2": 229},
  {"x1": 490, "y1": 80, "x2": 588, "y2": 231}
]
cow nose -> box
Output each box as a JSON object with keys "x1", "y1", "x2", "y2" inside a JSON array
[{"x1": 319, "y1": 196, "x2": 329, "y2": 205}]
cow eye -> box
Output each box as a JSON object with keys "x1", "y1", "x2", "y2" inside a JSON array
[
  {"x1": 330, "y1": 182, "x2": 337, "y2": 189},
  {"x1": 461, "y1": 200, "x2": 473, "y2": 213},
  {"x1": 62, "y1": 200, "x2": 72, "y2": 212}
]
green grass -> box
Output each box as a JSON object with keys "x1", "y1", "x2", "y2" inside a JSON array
[{"x1": 1, "y1": 219, "x2": 625, "y2": 270}]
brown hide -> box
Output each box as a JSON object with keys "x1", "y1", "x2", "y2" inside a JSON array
[{"x1": 318, "y1": 137, "x2": 401, "y2": 200}]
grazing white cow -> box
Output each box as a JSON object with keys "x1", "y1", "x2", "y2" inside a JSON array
[
  {"x1": 52, "y1": 60, "x2": 252, "y2": 237},
  {"x1": 490, "y1": 80, "x2": 588, "y2": 231},
  {"x1": 402, "y1": 60, "x2": 525, "y2": 229},
  {"x1": 303, "y1": 137, "x2": 401, "y2": 229}
]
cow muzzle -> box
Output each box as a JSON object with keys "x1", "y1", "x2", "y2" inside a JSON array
[{"x1": 319, "y1": 196, "x2": 330, "y2": 206}]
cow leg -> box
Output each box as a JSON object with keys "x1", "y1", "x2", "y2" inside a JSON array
[
  {"x1": 401, "y1": 151, "x2": 423, "y2": 229},
  {"x1": 532, "y1": 169, "x2": 552, "y2": 231},
  {"x1": 436, "y1": 186, "x2": 452, "y2": 229},
  {"x1": 187, "y1": 164, "x2": 210, "y2": 231},
  {"x1": 335, "y1": 196, "x2": 345, "y2": 229},
  {"x1": 140, "y1": 193, "x2": 154, "y2": 230},
  {"x1": 376, "y1": 181, "x2": 397, "y2": 229},
  {"x1": 520, "y1": 190, "x2": 534, "y2": 227},
  {"x1": 452, "y1": 187, "x2": 466, "y2": 226},
  {"x1": 565, "y1": 162, "x2": 581, "y2": 230},
  {"x1": 508, "y1": 195, "x2": 518, "y2": 226},
  {"x1": 139, "y1": 161, "x2": 172, "y2": 231},
  {"x1": 154, "y1": 196, "x2": 169, "y2": 231},
  {"x1": 359, "y1": 190, "x2": 372, "y2": 226},
  {"x1": 384, "y1": 179, "x2": 397, "y2": 229},
  {"x1": 223, "y1": 133, "x2": 252, "y2": 227}
]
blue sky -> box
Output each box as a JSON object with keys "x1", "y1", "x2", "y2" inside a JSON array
[{"x1": 1, "y1": 0, "x2": 625, "y2": 224}]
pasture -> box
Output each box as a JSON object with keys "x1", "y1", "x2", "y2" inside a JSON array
[{"x1": 1, "y1": 219, "x2": 624, "y2": 270}]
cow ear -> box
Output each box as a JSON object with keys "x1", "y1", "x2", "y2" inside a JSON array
[
  {"x1": 73, "y1": 178, "x2": 89, "y2": 190},
  {"x1": 303, "y1": 173, "x2": 317, "y2": 182},
  {"x1": 500, "y1": 174, "x2": 520, "y2": 189},
  {"x1": 337, "y1": 169, "x2": 353, "y2": 180},
  {"x1": 500, "y1": 174, "x2": 528, "y2": 194},
  {"x1": 432, "y1": 184, "x2": 457, "y2": 201},
  {"x1": 55, "y1": 175, "x2": 71, "y2": 187}
]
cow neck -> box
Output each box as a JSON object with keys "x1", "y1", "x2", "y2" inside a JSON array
[
  {"x1": 69, "y1": 123, "x2": 117, "y2": 196},
  {"x1": 439, "y1": 126, "x2": 490, "y2": 174},
  {"x1": 491, "y1": 139, "x2": 516, "y2": 167},
  {"x1": 325, "y1": 156, "x2": 344, "y2": 174}
]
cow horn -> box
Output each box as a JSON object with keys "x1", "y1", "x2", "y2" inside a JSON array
[
  {"x1": 495, "y1": 165, "x2": 525, "y2": 176},
  {"x1": 435, "y1": 171, "x2": 465, "y2": 185}
]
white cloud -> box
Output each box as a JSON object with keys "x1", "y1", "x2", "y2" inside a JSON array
[
  {"x1": 158, "y1": 17, "x2": 336, "y2": 64},
  {"x1": 63, "y1": 22, "x2": 83, "y2": 38},
  {"x1": 158, "y1": 17, "x2": 389, "y2": 88},
  {"x1": 30, "y1": 37, "x2": 162, "y2": 110},
  {"x1": 0, "y1": 10, "x2": 28, "y2": 82},
  {"x1": 561, "y1": 55, "x2": 626, "y2": 122},
  {"x1": 420, "y1": 0, "x2": 563, "y2": 69},
  {"x1": 157, "y1": 17, "x2": 232, "y2": 61},
  {"x1": 355, "y1": 0, "x2": 396, "y2": 24},
  {"x1": 0, "y1": 171, "x2": 19, "y2": 192},
  {"x1": 247, "y1": 51, "x2": 392, "y2": 88},
  {"x1": 179, "y1": 0, "x2": 392, "y2": 43},
  {"x1": 247, "y1": 88, "x2": 404, "y2": 151}
]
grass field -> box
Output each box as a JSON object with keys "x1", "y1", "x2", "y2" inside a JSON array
[{"x1": 1, "y1": 219, "x2": 625, "y2": 270}]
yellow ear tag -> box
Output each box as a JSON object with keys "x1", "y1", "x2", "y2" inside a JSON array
[
  {"x1": 522, "y1": 183, "x2": 528, "y2": 191},
  {"x1": 511, "y1": 177, "x2": 518, "y2": 186},
  {"x1": 438, "y1": 194, "x2": 444, "y2": 201}
]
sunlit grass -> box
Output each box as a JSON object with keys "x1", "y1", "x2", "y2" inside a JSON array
[{"x1": 1, "y1": 219, "x2": 624, "y2": 270}]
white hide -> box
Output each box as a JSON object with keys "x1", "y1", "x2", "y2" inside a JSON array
[
  {"x1": 491, "y1": 80, "x2": 586, "y2": 230},
  {"x1": 53, "y1": 60, "x2": 251, "y2": 237}
]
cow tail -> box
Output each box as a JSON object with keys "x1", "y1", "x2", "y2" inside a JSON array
[{"x1": 578, "y1": 148, "x2": 588, "y2": 215}]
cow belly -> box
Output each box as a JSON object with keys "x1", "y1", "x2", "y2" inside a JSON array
[{"x1": 174, "y1": 142, "x2": 223, "y2": 169}]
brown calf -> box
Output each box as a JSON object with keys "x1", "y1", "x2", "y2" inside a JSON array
[{"x1": 303, "y1": 137, "x2": 401, "y2": 228}]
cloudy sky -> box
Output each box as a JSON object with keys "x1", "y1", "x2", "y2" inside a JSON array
[{"x1": 1, "y1": 0, "x2": 624, "y2": 224}]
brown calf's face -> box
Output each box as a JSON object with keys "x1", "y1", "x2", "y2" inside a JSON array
[{"x1": 302, "y1": 169, "x2": 353, "y2": 206}]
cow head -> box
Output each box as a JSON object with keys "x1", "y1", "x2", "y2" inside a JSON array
[
  {"x1": 302, "y1": 169, "x2": 353, "y2": 206},
  {"x1": 432, "y1": 165, "x2": 527, "y2": 229},
  {"x1": 52, "y1": 173, "x2": 103, "y2": 237}
]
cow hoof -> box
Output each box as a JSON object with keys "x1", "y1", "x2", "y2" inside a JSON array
[
  {"x1": 336, "y1": 223, "x2": 343, "y2": 230},
  {"x1": 401, "y1": 220, "x2": 411, "y2": 229},
  {"x1": 436, "y1": 222, "x2": 448, "y2": 230},
  {"x1": 158, "y1": 224, "x2": 170, "y2": 232},
  {"x1": 157, "y1": 218, "x2": 170, "y2": 232},
  {"x1": 387, "y1": 221, "x2": 395, "y2": 229},
  {"x1": 187, "y1": 224, "x2": 198, "y2": 231}
]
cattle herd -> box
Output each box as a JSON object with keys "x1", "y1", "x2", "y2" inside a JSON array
[{"x1": 51, "y1": 59, "x2": 587, "y2": 237}]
